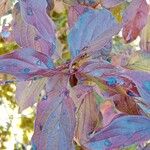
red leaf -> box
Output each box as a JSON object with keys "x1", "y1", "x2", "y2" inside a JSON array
[
  {"x1": 113, "y1": 94, "x2": 143, "y2": 115},
  {"x1": 75, "y1": 91, "x2": 102, "y2": 144},
  {"x1": 122, "y1": 0, "x2": 150, "y2": 43}
]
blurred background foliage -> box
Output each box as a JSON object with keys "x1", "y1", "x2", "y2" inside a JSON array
[{"x1": 0, "y1": 0, "x2": 142, "y2": 150}]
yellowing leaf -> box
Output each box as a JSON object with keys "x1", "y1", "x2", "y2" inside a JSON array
[
  {"x1": 110, "y1": 3, "x2": 126, "y2": 23},
  {"x1": 126, "y1": 51, "x2": 150, "y2": 72}
]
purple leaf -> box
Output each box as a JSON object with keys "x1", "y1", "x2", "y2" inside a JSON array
[
  {"x1": 0, "y1": 48, "x2": 54, "y2": 80},
  {"x1": 85, "y1": 115, "x2": 150, "y2": 150},
  {"x1": 32, "y1": 90, "x2": 76, "y2": 150},
  {"x1": 19, "y1": 0, "x2": 56, "y2": 44},
  {"x1": 45, "y1": 73, "x2": 70, "y2": 93},
  {"x1": 16, "y1": 78, "x2": 48, "y2": 112},
  {"x1": 68, "y1": 8, "x2": 121, "y2": 58},
  {"x1": 122, "y1": 0, "x2": 150, "y2": 43},
  {"x1": 79, "y1": 60, "x2": 116, "y2": 78},
  {"x1": 12, "y1": 2, "x2": 54, "y2": 56},
  {"x1": 101, "y1": 0, "x2": 126, "y2": 8}
]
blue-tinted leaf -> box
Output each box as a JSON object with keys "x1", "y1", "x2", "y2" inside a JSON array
[
  {"x1": 32, "y1": 90, "x2": 76, "y2": 150},
  {"x1": 68, "y1": 8, "x2": 121, "y2": 58},
  {"x1": 85, "y1": 116, "x2": 150, "y2": 150}
]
